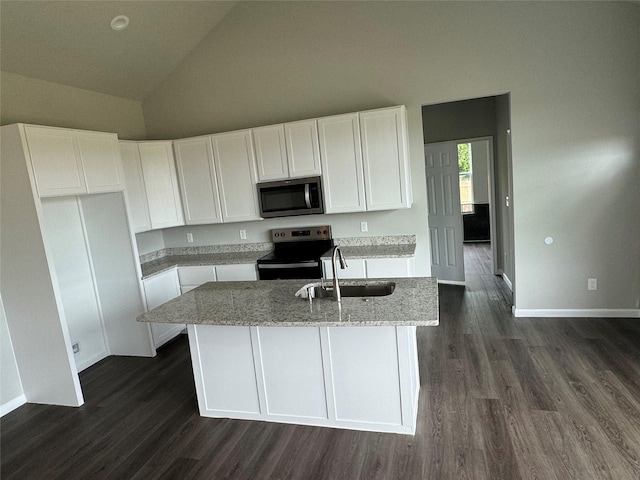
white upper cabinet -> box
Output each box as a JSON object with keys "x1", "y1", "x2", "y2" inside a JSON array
[
  {"x1": 137, "y1": 141, "x2": 184, "y2": 230},
  {"x1": 210, "y1": 130, "x2": 261, "y2": 223},
  {"x1": 318, "y1": 113, "x2": 366, "y2": 213},
  {"x1": 24, "y1": 125, "x2": 124, "y2": 197},
  {"x1": 77, "y1": 132, "x2": 125, "y2": 194},
  {"x1": 359, "y1": 106, "x2": 412, "y2": 210},
  {"x1": 174, "y1": 136, "x2": 223, "y2": 225},
  {"x1": 253, "y1": 125, "x2": 289, "y2": 181},
  {"x1": 284, "y1": 119, "x2": 322, "y2": 178},
  {"x1": 254, "y1": 120, "x2": 322, "y2": 182},
  {"x1": 119, "y1": 141, "x2": 152, "y2": 233}
]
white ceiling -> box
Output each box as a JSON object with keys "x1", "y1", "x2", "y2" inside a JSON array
[{"x1": 0, "y1": 1, "x2": 237, "y2": 100}]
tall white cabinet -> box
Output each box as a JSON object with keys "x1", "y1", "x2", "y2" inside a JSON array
[{"x1": 1, "y1": 124, "x2": 155, "y2": 408}]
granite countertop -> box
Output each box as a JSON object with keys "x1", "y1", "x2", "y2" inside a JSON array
[
  {"x1": 141, "y1": 251, "x2": 271, "y2": 279},
  {"x1": 321, "y1": 243, "x2": 415, "y2": 260},
  {"x1": 137, "y1": 277, "x2": 439, "y2": 327}
]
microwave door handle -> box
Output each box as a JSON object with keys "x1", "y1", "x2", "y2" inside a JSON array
[{"x1": 304, "y1": 184, "x2": 312, "y2": 209}]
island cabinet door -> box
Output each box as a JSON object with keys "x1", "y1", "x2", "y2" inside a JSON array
[
  {"x1": 188, "y1": 325, "x2": 262, "y2": 416},
  {"x1": 254, "y1": 327, "x2": 328, "y2": 420}
]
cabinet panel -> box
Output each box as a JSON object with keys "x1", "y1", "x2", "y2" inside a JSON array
[
  {"x1": 143, "y1": 268, "x2": 184, "y2": 348},
  {"x1": 119, "y1": 142, "x2": 152, "y2": 233},
  {"x1": 215, "y1": 264, "x2": 257, "y2": 282},
  {"x1": 365, "y1": 257, "x2": 415, "y2": 278},
  {"x1": 318, "y1": 114, "x2": 365, "y2": 213},
  {"x1": 174, "y1": 137, "x2": 222, "y2": 225},
  {"x1": 257, "y1": 326, "x2": 328, "y2": 418},
  {"x1": 253, "y1": 125, "x2": 288, "y2": 181},
  {"x1": 77, "y1": 132, "x2": 124, "y2": 194},
  {"x1": 177, "y1": 266, "x2": 216, "y2": 286},
  {"x1": 138, "y1": 142, "x2": 184, "y2": 230},
  {"x1": 322, "y1": 258, "x2": 366, "y2": 280},
  {"x1": 24, "y1": 125, "x2": 86, "y2": 197},
  {"x1": 327, "y1": 326, "x2": 402, "y2": 425},
  {"x1": 284, "y1": 119, "x2": 321, "y2": 178},
  {"x1": 211, "y1": 131, "x2": 261, "y2": 222},
  {"x1": 360, "y1": 107, "x2": 411, "y2": 210}
]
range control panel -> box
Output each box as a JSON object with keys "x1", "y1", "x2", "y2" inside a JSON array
[{"x1": 271, "y1": 225, "x2": 332, "y2": 243}]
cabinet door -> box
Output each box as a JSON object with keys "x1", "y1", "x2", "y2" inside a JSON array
[
  {"x1": 284, "y1": 119, "x2": 321, "y2": 178},
  {"x1": 143, "y1": 268, "x2": 184, "y2": 348},
  {"x1": 138, "y1": 141, "x2": 184, "y2": 230},
  {"x1": 318, "y1": 114, "x2": 366, "y2": 213},
  {"x1": 365, "y1": 257, "x2": 415, "y2": 278},
  {"x1": 119, "y1": 142, "x2": 152, "y2": 233},
  {"x1": 174, "y1": 137, "x2": 223, "y2": 225},
  {"x1": 77, "y1": 132, "x2": 125, "y2": 193},
  {"x1": 24, "y1": 125, "x2": 87, "y2": 197},
  {"x1": 322, "y1": 258, "x2": 367, "y2": 280},
  {"x1": 253, "y1": 125, "x2": 288, "y2": 181},
  {"x1": 177, "y1": 266, "x2": 216, "y2": 287},
  {"x1": 210, "y1": 131, "x2": 261, "y2": 223},
  {"x1": 359, "y1": 106, "x2": 412, "y2": 211},
  {"x1": 215, "y1": 264, "x2": 258, "y2": 281}
]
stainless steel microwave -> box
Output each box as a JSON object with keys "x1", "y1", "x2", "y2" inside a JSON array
[{"x1": 257, "y1": 176, "x2": 324, "y2": 218}]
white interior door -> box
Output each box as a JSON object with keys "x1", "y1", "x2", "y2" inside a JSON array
[{"x1": 425, "y1": 142, "x2": 465, "y2": 283}]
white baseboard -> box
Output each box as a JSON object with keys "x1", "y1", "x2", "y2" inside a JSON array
[
  {"x1": 1, "y1": 394, "x2": 27, "y2": 417},
  {"x1": 501, "y1": 273, "x2": 513, "y2": 291},
  {"x1": 437, "y1": 280, "x2": 466, "y2": 286},
  {"x1": 513, "y1": 309, "x2": 640, "y2": 318}
]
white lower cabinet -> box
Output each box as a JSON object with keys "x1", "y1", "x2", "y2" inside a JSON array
[
  {"x1": 188, "y1": 324, "x2": 420, "y2": 435},
  {"x1": 323, "y1": 257, "x2": 415, "y2": 279},
  {"x1": 143, "y1": 268, "x2": 184, "y2": 348},
  {"x1": 215, "y1": 264, "x2": 258, "y2": 281}
]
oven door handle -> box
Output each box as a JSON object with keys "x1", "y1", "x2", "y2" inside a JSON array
[
  {"x1": 258, "y1": 261, "x2": 319, "y2": 269},
  {"x1": 304, "y1": 183, "x2": 312, "y2": 209}
]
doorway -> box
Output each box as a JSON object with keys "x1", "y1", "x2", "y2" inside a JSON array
[{"x1": 425, "y1": 137, "x2": 496, "y2": 284}]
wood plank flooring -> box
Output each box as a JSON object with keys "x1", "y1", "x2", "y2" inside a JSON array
[{"x1": 3, "y1": 243, "x2": 640, "y2": 479}]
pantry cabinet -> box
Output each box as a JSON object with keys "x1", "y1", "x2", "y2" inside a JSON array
[{"x1": 24, "y1": 125, "x2": 124, "y2": 197}]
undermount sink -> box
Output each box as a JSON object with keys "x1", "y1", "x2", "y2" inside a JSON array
[{"x1": 310, "y1": 282, "x2": 396, "y2": 299}]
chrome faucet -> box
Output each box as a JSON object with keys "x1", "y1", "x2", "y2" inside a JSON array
[{"x1": 331, "y1": 246, "x2": 348, "y2": 302}]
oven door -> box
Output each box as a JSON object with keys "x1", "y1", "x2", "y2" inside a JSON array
[{"x1": 257, "y1": 261, "x2": 323, "y2": 280}]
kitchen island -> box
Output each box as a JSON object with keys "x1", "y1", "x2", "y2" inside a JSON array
[{"x1": 138, "y1": 277, "x2": 438, "y2": 435}]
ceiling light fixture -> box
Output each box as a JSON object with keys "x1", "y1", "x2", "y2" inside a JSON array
[{"x1": 110, "y1": 15, "x2": 129, "y2": 31}]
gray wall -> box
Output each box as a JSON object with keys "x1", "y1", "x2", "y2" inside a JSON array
[
  {"x1": 1, "y1": 293, "x2": 23, "y2": 409},
  {"x1": 0, "y1": 72, "x2": 146, "y2": 140},
  {"x1": 144, "y1": 1, "x2": 640, "y2": 312}
]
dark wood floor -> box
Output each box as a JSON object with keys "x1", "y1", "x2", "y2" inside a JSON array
[{"x1": 3, "y1": 243, "x2": 640, "y2": 479}]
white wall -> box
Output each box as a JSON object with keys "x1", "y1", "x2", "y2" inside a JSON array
[
  {"x1": 144, "y1": 2, "x2": 640, "y2": 313},
  {"x1": 1, "y1": 293, "x2": 25, "y2": 415}
]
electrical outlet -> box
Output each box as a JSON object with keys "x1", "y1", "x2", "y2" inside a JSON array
[
  {"x1": 588, "y1": 278, "x2": 597, "y2": 291},
  {"x1": 186, "y1": 233, "x2": 194, "y2": 243},
  {"x1": 239, "y1": 230, "x2": 247, "y2": 240},
  {"x1": 72, "y1": 342, "x2": 80, "y2": 354},
  {"x1": 360, "y1": 221, "x2": 368, "y2": 232}
]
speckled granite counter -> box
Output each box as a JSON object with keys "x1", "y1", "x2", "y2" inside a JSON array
[
  {"x1": 138, "y1": 277, "x2": 438, "y2": 327},
  {"x1": 141, "y1": 251, "x2": 270, "y2": 279},
  {"x1": 321, "y1": 243, "x2": 415, "y2": 260}
]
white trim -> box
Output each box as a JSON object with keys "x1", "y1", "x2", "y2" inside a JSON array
[
  {"x1": 513, "y1": 309, "x2": 640, "y2": 318},
  {"x1": 501, "y1": 273, "x2": 513, "y2": 291},
  {"x1": 1, "y1": 394, "x2": 27, "y2": 417},
  {"x1": 437, "y1": 280, "x2": 466, "y2": 286}
]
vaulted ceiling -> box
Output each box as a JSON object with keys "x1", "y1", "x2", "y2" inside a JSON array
[{"x1": 0, "y1": 1, "x2": 237, "y2": 100}]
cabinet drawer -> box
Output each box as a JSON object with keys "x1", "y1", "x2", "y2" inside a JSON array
[{"x1": 177, "y1": 266, "x2": 216, "y2": 286}]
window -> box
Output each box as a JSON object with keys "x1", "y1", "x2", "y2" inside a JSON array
[{"x1": 458, "y1": 143, "x2": 474, "y2": 213}]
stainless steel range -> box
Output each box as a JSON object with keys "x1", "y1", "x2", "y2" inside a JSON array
[{"x1": 257, "y1": 226, "x2": 333, "y2": 280}]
